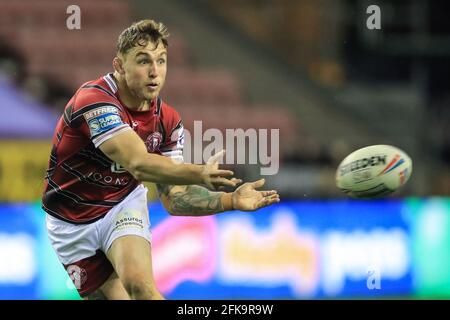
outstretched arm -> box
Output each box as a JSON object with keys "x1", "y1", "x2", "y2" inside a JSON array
[
  {"x1": 157, "y1": 178, "x2": 280, "y2": 216},
  {"x1": 157, "y1": 184, "x2": 231, "y2": 216},
  {"x1": 99, "y1": 131, "x2": 235, "y2": 188}
]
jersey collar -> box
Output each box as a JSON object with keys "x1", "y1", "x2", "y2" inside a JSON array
[{"x1": 103, "y1": 73, "x2": 118, "y2": 94}]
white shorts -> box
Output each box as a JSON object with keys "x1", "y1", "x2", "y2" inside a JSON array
[{"x1": 46, "y1": 184, "x2": 151, "y2": 296}]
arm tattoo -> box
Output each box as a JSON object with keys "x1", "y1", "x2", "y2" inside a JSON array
[{"x1": 157, "y1": 184, "x2": 224, "y2": 216}]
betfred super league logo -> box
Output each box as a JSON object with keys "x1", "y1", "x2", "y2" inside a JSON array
[{"x1": 145, "y1": 132, "x2": 163, "y2": 153}]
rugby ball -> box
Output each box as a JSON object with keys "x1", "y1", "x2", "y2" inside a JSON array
[{"x1": 336, "y1": 145, "x2": 412, "y2": 198}]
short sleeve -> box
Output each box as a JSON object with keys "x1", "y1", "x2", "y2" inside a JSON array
[
  {"x1": 82, "y1": 105, "x2": 131, "y2": 147},
  {"x1": 71, "y1": 90, "x2": 132, "y2": 148}
]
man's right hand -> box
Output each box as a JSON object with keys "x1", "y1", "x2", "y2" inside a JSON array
[
  {"x1": 201, "y1": 150, "x2": 241, "y2": 190},
  {"x1": 99, "y1": 129, "x2": 237, "y2": 187}
]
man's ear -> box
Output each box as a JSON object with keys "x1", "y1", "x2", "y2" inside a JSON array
[{"x1": 113, "y1": 57, "x2": 125, "y2": 75}]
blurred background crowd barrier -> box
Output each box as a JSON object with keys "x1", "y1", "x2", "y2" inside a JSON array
[{"x1": 0, "y1": 0, "x2": 448, "y2": 299}]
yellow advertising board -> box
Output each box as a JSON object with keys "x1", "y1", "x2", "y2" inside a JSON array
[
  {"x1": 0, "y1": 140, "x2": 159, "y2": 202},
  {"x1": 0, "y1": 140, "x2": 52, "y2": 202}
]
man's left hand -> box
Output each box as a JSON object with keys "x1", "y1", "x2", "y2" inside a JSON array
[{"x1": 232, "y1": 179, "x2": 280, "y2": 211}]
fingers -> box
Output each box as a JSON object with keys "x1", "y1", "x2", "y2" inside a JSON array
[
  {"x1": 217, "y1": 178, "x2": 242, "y2": 191},
  {"x1": 210, "y1": 169, "x2": 234, "y2": 177},
  {"x1": 257, "y1": 194, "x2": 280, "y2": 209},
  {"x1": 216, "y1": 178, "x2": 242, "y2": 191},
  {"x1": 211, "y1": 177, "x2": 238, "y2": 188},
  {"x1": 260, "y1": 190, "x2": 277, "y2": 197},
  {"x1": 265, "y1": 193, "x2": 280, "y2": 202},
  {"x1": 251, "y1": 178, "x2": 265, "y2": 189},
  {"x1": 230, "y1": 178, "x2": 243, "y2": 185},
  {"x1": 206, "y1": 149, "x2": 225, "y2": 165}
]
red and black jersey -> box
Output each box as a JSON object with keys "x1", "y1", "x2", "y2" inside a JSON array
[{"x1": 42, "y1": 73, "x2": 184, "y2": 224}]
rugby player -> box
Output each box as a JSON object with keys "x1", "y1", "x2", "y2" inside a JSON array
[{"x1": 42, "y1": 19, "x2": 280, "y2": 300}]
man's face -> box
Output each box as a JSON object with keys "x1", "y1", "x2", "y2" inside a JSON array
[{"x1": 121, "y1": 39, "x2": 167, "y2": 101}]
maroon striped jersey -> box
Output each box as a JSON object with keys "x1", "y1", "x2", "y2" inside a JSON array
[{"x1": 42, "y1": 73, "x2": 184, "y2": 224}]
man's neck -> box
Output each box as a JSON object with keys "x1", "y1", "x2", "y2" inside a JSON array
[{"x1": 113, "y1": 72, "x2": 151, "y2": 112}]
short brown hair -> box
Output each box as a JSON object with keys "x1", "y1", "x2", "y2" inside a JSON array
[{"x1": 116, "y1": 19, "x2": 169, "y2": 55}]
